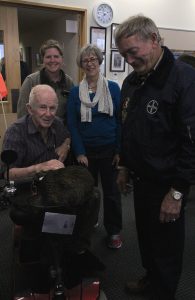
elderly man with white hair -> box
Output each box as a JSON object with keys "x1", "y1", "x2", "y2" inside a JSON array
[{"x1": 2, "y1": 84, "x2": 70, "y2": 180}]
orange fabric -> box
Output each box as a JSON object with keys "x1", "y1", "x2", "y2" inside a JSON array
[{"x1": 0, "y1": 73, "x2": 7, "y2": 99}]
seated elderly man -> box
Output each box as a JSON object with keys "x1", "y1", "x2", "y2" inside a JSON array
[{"x1": 2, "y1": 84, "x2": 71, "y2": 180}]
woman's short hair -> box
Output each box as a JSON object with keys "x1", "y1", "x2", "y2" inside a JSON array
[
  {"x1": 76, "y1": 44, "x2": 103, "y2": 67},
  {"x1": 39, "y1": 39, "x2": 63, "y2": 59},
  {"x1": 115, "y1": 15, "x2": 161, "y2": 46}
]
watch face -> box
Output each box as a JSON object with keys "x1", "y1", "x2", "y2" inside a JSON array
[
  {"x1": 94, "y1": 3, "x2": 113, "y2": 27},
  {"x1": 173, "y1": 191, "x2": 182, "y2": 200},
  {"x1": 174, "y1": 192, "x2": 181, "y2": 200}
]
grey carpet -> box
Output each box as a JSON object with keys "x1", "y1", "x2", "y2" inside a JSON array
[
  {"x1": 92, "y1": 187, "x2": 195, "y2": 300},
  {"x1": 0, "y1": 186, "x2": 195, "y2": 300}
]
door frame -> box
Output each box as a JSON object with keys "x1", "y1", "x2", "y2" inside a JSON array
[
  {"x1": 0, "y1": 0, "x2": 87, "y2": 113},
  {"x1": 0, "y1": 0, "x2": 87, "y2": 46}
]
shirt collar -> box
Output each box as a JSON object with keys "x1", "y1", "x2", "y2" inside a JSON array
[
  {"x1": 27, "y1": 115, "x2": 56, "y2": 136},
  {"x1": 136, "y1": 48, "x2": 164, "y2": 85},
  {"x1": 128, "y1": 46, "x2": 175, "y2": 89},
  {"x1": 153, "y1": 48, "x2": 164, "y2": 71}
]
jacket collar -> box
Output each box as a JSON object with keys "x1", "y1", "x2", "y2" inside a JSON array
[
  {"x1": 27, "y1": 115, "x2": 56, "y2": 137},
  {"x1": 128, "y1": 46, "x2": 175, "y2": 88},
  {"x1": 40, "y1": 68, "x2": 67, "y2": 89}
]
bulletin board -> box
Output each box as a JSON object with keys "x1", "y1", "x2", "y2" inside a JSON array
[{"x1": 159, "y1": 27, "x2": 195, "y2": 52}]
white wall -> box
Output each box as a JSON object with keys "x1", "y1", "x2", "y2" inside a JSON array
[
  {"x1": 19, "y1": 0, "x2": 195, "y2": 85},
  {"x1": 20, "y1": 0, "x2": 195, "y2": 30}
]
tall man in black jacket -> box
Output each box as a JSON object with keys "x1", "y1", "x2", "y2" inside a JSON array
[{"x1": 115, "y1": 15, "x2": 195, "y2": 300}]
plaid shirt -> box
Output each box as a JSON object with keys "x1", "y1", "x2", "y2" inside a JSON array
[{"x1": 2, "y1": 115, "x2": 70, "y2": 168}]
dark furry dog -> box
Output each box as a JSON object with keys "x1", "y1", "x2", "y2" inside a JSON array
[{"x1": 35, "y1": 166, "x2": 95, "y2": 210}]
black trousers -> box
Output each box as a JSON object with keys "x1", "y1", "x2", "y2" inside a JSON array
[
  {"x1": 86, "y1": 145, "x2": 122, "y2": 235},
  {"x1": 133, "y1": 179, "x2": 185, "y2": 300}
]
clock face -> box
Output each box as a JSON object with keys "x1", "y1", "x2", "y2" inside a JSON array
[{"x1": 93, "y1": 3, "x2": 113, "y2": 27}]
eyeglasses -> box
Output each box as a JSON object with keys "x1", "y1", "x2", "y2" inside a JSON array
[
  {"x1": 37, "y1": 104, "x2": 58, "y2": 114},
  {"x1": 81, "y1": 57, "x2": 98, "y2": 65}
]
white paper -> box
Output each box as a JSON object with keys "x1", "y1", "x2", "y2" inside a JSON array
[
  {"x1": 42, "y1": 212, "x2": 76, "y2": 235},
  {"x1": 66, "y1": 20, "x2": 78, "y2": 33}
]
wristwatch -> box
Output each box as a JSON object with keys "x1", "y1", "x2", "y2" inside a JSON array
[{"x1": 171, "y1": 188, "x2": 183, "y2": 201}]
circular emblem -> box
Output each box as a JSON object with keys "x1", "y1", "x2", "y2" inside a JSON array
[{"x1": 146, "y1": 100, "x2": 158, "y2": 114}]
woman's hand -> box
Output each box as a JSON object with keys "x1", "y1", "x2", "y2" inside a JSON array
[
  {"x1": 77, "y1": 155, "x2": 88, "y2": 167},
  {"x1": 116, "y1": 168, "x2": 129, "y2": 194}
]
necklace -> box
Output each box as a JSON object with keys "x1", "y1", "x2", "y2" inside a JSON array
[{"x1": 88, "y1": 84, "x2": 97, "y2": 94}]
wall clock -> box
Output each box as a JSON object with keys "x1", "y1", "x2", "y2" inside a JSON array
[{"x1": 93, "y1": 2, "x2": 114, "y2": 27}]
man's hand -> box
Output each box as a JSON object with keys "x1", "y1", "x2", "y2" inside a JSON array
[
  {"x1": 9, "y1": 159, "x2": 65, "y2": 180},
  {"x1": 159, "y1": 191, "x2": 182, "y2": 223},
  {"x1": 55, "y1": 138, "x2": 71, "y2": 162},
  {"x1": 37, "y1": 159, "x2": 64, "y2": 173},
  {"x1": 77, "y1": 155, "x2": 88, "y2": 167},
  {"x1": 116, "y1": 168, "x2": 129, "y2": 194}
]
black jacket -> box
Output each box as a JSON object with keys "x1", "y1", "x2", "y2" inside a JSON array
[{"x1": 120, "y1": 47, "x2": 195, "y2": 193}]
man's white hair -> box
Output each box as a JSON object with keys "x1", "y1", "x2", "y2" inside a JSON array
[{"x1": 29, "y1": 84, "x2": 57, "y2": 107}]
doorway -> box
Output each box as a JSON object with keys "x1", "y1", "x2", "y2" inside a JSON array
[{"x1": 0, "y1": 0, "x2": 87, "y2": 113}]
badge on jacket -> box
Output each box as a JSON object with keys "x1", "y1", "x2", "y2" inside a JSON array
[{"x1": 121, "y1": 97, "x2": 130, "y2": 123}]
